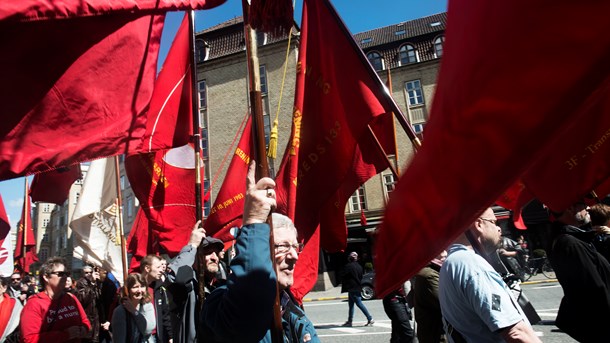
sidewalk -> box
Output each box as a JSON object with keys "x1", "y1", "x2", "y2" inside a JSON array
[{"x1": 302, "y1": 273, "x2": 557, "y2": 302}]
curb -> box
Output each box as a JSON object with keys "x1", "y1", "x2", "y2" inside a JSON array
[
  {"x1": 303, "y1": 295, "x2": 348, "y2": 303},
  {"x1": 303, "y1": 279, "x2": 558, "y2": 303}
]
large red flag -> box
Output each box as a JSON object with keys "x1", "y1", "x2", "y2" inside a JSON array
[
  {"x1": 204, "y1": 116, "x2": 253, "y2": 242},
  {"x1": 14, "y1": 181, "x2": 37, "y2": 273},
  {"x1": 375, "y1": 0, "x2": 610, "y2": 297},
  {"x1": 0, "y1": 0, "x2": 225, "y2": 181},
  {"x1": 125, "y1": 12, "x2": 206, "y2": 257},
  {"x1": 29, "y1": 165, "x2": 82, "y2": 205},
  {"x1": 274, "y1": 0, "x2": 393, "y2": 302},
  {"x1": 126, "y1": 209, "x2": 160, "y2": 272}
]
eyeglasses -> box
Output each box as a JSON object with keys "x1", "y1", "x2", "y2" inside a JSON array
[
  {"x1": 274, "y1": 243, "x2": 304, "y2": 255},
  {"x1": 11, "y1": 278, "x2": 21, "y2": 281},
  {"x1": 83, "y1": 271, "x2": 92, "y2": 274},
  {"x1": 48, "y1": 271, "x2": 70, "y2": 278},
  {"x1": 478, "y1": 217, "x2": 498, "y2": 226}
]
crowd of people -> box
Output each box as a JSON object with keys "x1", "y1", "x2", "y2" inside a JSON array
[{"x1": 5, "y1": 161, "x2": 610, "y2": 343}]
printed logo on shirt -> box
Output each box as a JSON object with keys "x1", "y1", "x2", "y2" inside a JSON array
[
  {"x1": 492, "y1": 294, "x2": 501, "y2": 311},
  {"x1": 47, "y1": 305, "x2": 80, "y2": 323}
]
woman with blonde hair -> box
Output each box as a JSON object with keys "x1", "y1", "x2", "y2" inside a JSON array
[{"x1": 111, "y1": 273, "x2": 157, "y2": 342}]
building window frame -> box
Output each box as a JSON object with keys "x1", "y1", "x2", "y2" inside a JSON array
[
  {"x1": 366, "y1": 51, "x2": 385, "y2": 71},
  {"x1": 383, "y1": 173, "x2": 397, "y2": 200},
  {"x1": 405, "y1": 79, "x2": 424, "y2": 107},
  {"x1": 398, "y1": 44, "x2": 418, "y2": 65},
  {"x1": 433, "y1": 35, "x2": 445, "y2": 58},
  {"x1": 349, "y1": 187, "x2": 367, "y2": 212}
]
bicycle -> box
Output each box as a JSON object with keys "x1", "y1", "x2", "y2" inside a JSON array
[{"x1": 523, "y1": 256, "x2": 556, "y2": 281}]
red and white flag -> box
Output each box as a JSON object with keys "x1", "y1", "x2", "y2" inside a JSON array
[{"x1": 0, "y1": 195, "x2": 14, "y2": 276}]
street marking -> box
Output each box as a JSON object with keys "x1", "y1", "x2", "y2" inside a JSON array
[
  {"x1": 373, "y1": 322, "x2": 392, "y2": 328},
  {"x1": 331, "y1": 328, "x2": 365, "y2": 334},
  {"x1": 304, "y1": 302, "x2": 345, "y2": 307},
  {"x1": 530, "y1": 285, "x2": 561, "y2": 290},
  {"x1": 319, "y1": 332, "x2": 391, "y2": 338}
]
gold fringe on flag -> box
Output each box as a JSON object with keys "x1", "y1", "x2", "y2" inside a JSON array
[{"x1": 267, "y1": 119, "x2": 279, "y2": 158}]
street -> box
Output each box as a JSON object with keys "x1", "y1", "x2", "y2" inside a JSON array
[{"x1": 303, "y1": 280, "x2": 578, "y2": 342}]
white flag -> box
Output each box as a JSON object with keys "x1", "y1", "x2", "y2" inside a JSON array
[{"x1": 70, "y1": 158, "x2": 124, "y2": 285}]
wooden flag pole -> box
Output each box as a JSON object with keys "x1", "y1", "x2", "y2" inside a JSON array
[
  {"x1": 113, "y1": 156, "x2": 128, "y2": 284},
  {"x1": 186, "y1": 10, "x2": 210, "y2": 310},
  {"x1": 241, "y1": 0, "x2": 284, "y2": 341}
]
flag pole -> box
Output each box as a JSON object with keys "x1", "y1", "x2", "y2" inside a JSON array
[
  {"x1": 241, "y1": 0, "x2": 284, "y2": 341},
  {"x1": 323, "y1": 0, "x2": 422, "y2": 151},
  {"x1": 186, "y1": 10, "x2": 210, "y2": 310},
  {"x1": 113, "y1": 156, "x2": 128, "y2": 284}
]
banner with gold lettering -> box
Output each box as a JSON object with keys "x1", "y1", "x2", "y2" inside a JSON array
[
  {"x1": 274, "y1": 0, "x2": 394, "y2": 302},
  {"x1": 71, "y1": 158, "x2": 124, "y2": 284},
  {"x1": 204, "y1": 116, "x2": 253, "y2": 242},
  {"x1": 126, "y1": 144, "x2": 205, "y2": 257}
]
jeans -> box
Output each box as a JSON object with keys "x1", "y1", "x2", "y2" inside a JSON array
[
  {"x1": 347, "y1": 291, "x2": 373, "y2": 321},
  {"x1": 382, "y1": 296, "x2": 415, "y2": 343}
]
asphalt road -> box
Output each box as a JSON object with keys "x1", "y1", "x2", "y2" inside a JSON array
[{"x1": 303, "y1": 280, "x2": 578, "y2": 342}]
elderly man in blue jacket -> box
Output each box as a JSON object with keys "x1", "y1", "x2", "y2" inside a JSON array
[{"x1": 200, "y1": 161, "x2": 319, "y2": 342}]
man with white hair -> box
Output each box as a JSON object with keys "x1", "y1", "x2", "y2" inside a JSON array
[
  {"x1": 200, "y1": 161, "x2": 318, "y2": 342},
  {"x1": 439, "y1": 207, "x2": 541, "y2": 342}
]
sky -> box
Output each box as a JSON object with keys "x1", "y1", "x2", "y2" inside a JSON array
[{"x1": 0, "y1": 0, "x2": 447, "y2": 230}]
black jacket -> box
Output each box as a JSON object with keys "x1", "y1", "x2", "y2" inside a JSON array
[
  {"x1": 149, "y1": 279, "x2": 173, "y2": 343},
  {"x1": 341, "y1": 261, "x2": 363, "y2": 293}
]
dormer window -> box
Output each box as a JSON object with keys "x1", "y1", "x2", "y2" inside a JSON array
[
  {"x1": 399, "y1": 44, "x2": 418, "y2": 65},
  {"x1": 361, "y1": 37, "x2": 372, "y2": 44},
  {"x1": 433, "y1": 35, "x2": 445, "y2": 58},
  {"x1": 196, "y1": 39, "x2": 209, "y2": 63},
  {"x1": 366, "y1": 51, "x2": 384, "y2": 71}
]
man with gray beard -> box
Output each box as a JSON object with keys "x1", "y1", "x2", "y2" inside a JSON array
[{"x1": 548, "y1": 201, "x2": 610, "y2": 342}]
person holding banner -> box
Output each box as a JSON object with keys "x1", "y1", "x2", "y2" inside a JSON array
[{"x1": 199, "y1": 161, "x2": 319, "y2": 342}]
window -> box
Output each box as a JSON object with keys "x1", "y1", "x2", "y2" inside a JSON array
[
  {"x1": 40, "y1": 248, "x2": 49, "y2": 262},
  {"x1": 399, "y1": 44, "x2": 418, "y2": 65},
  {"x1": 434, "y1": 35, "x2": 445, "y2": 58},
  {"x1": 42, "y1": 233, "x2": 49, "y2": 243},
  {"x1": 195, "y1": 39, "x2": 208, "y2": 63},
  {"x1": 75, "y1": 192, "x2": 80, "y2": 205},
  {"x1": 405, "y1": 80, "x2": 424, "y2": 107},
  {"x1": 413, "y1": 123, "x2": 425, "y2": 134},
  {"x1": 203, "y1": 179, "x2": 211, "y2": 217},
  {"x1": 256, "y1": 31, "x2": 267, "y2": 46},
  {"x1": 395, "y1": 29, "x2": 406, "y2": 36},
  {"x1": 120, "y1": 175, "x2": 125, "y2": 190},
  {"x1": 430, "y1": 21, "x2": 442, "y2": 27},
  {"x1": 366, "y1": 52, "x2": 384, "y2": 71},
  {"x1": 61, "y1": 231, "x2": 67, "y2": 249},
  {"x1": 383, "y1": 173, "x2": 397, "y2": 197},
  {"x1": 361, "y1": 37, "x2": 372, "y2": 44},
  {"x1": 349, "y1": 187, "x2": 367, "y2": 212},
  {"x1": 43, "y1": 204, "x2": 51, "y2": 212},
  {"x1": 126, "y1": 195, "x2": 134, "y2": 219},
  {"x1": 42, "y1": 218, "x2": 49, "y2": 228},
  {"x1": 259, "y1": 65, "x2": 268, "y2": 95},
  {"x1": 198, "y1": 80, "x2": 207, "y2": 111}
]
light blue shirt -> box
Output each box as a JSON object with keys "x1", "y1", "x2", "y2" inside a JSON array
[{"x1": 439, "y1": 244, "x2": 529, "y2": 342}]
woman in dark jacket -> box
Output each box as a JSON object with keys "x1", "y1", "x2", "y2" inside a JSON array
[{"x1": 111, "y1": 273, "x2": 156, "y2": 343}]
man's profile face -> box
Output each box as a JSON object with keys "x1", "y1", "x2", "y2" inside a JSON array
[
  {"x1": 273, "y1": 226, "x2": 299, "y2": 290},
  {"x1": 572, "y1": 203, "x2": 591, "y2": 225},
  {"x1": 478, "y1": 208, "x2": 502, "y2": 253},
  {"x1": 147, "y1": 258, "x2": 163, "y2": 280}
]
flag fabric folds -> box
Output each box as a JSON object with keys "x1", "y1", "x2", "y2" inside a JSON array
[
  {"x1": 204, "y1": 116, "x2": 253, "y2": 242},
  {"x1": 14, "y1": 180, "x2": 37, "y2": 273},
  {"x1": 71, "y1": 158, "x2": 124, "y2": 285},
  {"x1": 274, "y1": 0, "x2": 393, "y2": 301},
  {"x1": 126, "y1": 209, "x2": 159, "y2": 273},
  {"x1": 0, "y1": 1, "x2": 226, "y2": 181},
  {"x1": 375, "y1": 0, "x2": 610, "y2": 297},
  {"x1": 30, "y1": 165, "x2": 82, "y2": 205},
  {"x1": 0, "y1": 196, "x2": 14, "y2": 276}
]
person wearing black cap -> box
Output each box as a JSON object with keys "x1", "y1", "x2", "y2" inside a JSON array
[
  {"x1": 166, "y1": 221, "x2": 225, "y2": 343},
  {"x1": 341, "y1": 251, "x2": 374, "y2": 327}
]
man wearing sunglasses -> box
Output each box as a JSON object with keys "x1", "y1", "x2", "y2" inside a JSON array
[
  {"x1": 200, "y1": 161, "x2": 319, "y2": 342},
  {"x1": 20, "y1": 257, "x2": 91, "y2": 342},
  {"x1": 8, "y1": 272, "x2": 26, "y2": 304},
  {"x1": 439, "y1": 208, "x2": 541, "y2": 342}
]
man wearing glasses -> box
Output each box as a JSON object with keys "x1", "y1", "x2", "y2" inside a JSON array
[
  {"x1": 200, "y1": 161, "x2": 319, "y2": 342},
  {"x1": 8, "y1": 272, "x2": 26, "y2": 304},
  {"x1": 439, "y1": 208, "x2": 541, "y2": 342},
  {"x1": 76, "y1": 265, "x2": 102, "y2": 343},
  {"x1": 20, "y1": 257, "x2": 91, "y2": 342}
]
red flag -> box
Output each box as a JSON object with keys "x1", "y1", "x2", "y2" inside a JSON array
[
  {"x1": 14, "y1": 181, "x2": 37, "y2": 273},
  {"x1": 375, "y1": 0, "x2": 610, "y2": 297},
  {"x1": 495, "y1": 180, "x2": 532, "y2": 230},
  {"x1": 126, "y1": 209, "x2": 160, "y2": 272},
  {"x1": 126, "y1": 145, "x2": 204, "y2": 257},
  {"x1": 204, "y1": 116, "x2": 253, "y2": 241},
  {"x1": 274, "y1": 0, "x2": 393, "y2": 302},
  {"x1": 360, "y1": 208, "x2": 368, "y2": 226},
  {"x1": 0, "y1": 1, "x2": 226, "y2": 181},
  {"x1": 123, "y1": 13, "x2": 202, "y2": 257},
  {"x1": 29, "y1": 165, "x2": 82, "y2": 205}
]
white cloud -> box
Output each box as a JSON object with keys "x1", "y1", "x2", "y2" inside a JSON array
[{"x1": 8, "y1": 198, "x2": 23, "y2": 208}]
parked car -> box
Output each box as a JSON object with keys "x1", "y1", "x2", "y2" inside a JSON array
[{"x1": 361, "y1": 271, "x2": 375, "y2": 300}]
